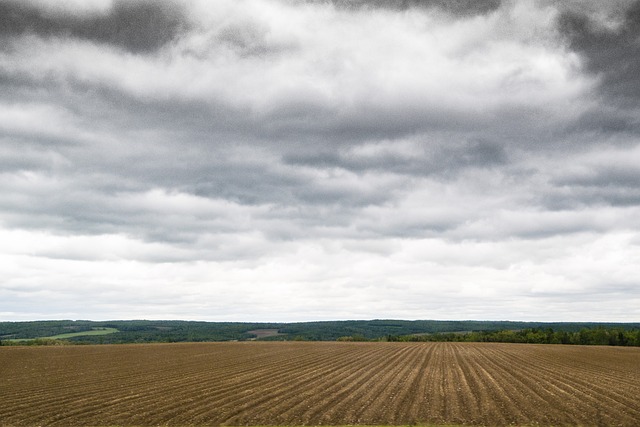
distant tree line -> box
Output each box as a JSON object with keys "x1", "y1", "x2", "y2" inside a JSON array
[
  {"x1": 2, "y1": 320, "x2": 640, "y2": 346},
  {"x1": 382, "y1": 327, "x2": 640, "y2": 346},
  {"x1": 0, "y1": 338, "x2": 73, "y2": 346}
]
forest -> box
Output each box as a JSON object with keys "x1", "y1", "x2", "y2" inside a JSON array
[
  {"x1": 383, "y1": 327, "x2": 640, "y2": 346},
  {"x1": 1, "y1": 319, "x2": 640, "y2": 346}
]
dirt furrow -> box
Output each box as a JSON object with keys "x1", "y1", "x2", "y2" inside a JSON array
[
  {"x1": 2, "y1": 343, "x2": 337, "y2": 425},
  {"x1": 344, "y1": 343, "x2": 427, "y2": 425},
  {"x1": 494, "y1": 345, "x2": 640, "y2": 411},
  {"x1": 251, "y1": 343, "x2": 394, "y2": 425},
  {"x1": 480, "y1": 344, "x2": 639, "y2": 425},
  {"x1": 124, "y1": 344, "x2": 343, "y2": 421},
  {"x1": 81, "y1": 343, "x2": 363, "y2": 425},
  {"x1": 2, "y1": 342, "x2": 639, "y2": 426},
  {"x1": 166, "y1": 343, "x2": 387, "y2": 425},
  {"x1": 490, "y1": 347, "x2": 640, "y2": 422},
  {"x1": 457, "y1": 344, "x2": 536, "y2": 425},
  {"x1": 383, "y1": 343, "x2": 436, "y2": 424},
  {"x1": 452, "y1": 343, "x2": 512, "y2": 425},
  {"x1": 269, "y1": 343, "x2": 417, "y2": 425}
]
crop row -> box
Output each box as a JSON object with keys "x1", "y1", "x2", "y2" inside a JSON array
[{"x1": 1, "y1": 342, "x2": 639, "y2": 426}]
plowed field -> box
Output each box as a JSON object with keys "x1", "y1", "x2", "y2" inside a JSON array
[{"x1": 1, "y1": 342, "x2": 639, "y2": 426}]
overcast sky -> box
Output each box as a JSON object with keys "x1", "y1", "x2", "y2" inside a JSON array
[{"x1": 1, "y1": 0, "x2": 639, "y2": 323}]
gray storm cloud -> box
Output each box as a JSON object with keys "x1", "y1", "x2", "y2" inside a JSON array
[
  {"x1": 0, "y1": 0, "x2": 188, "y2": 53},
  {"x1": 559, "y1": 1, "x2": 640, "y2": 105},
  {"x1": 0, "y1": 0, "x2": 639, "y2": 322}
]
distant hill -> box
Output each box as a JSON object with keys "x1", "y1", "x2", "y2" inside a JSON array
[{"x1": 2, "y1": 319, "x2": 640, "y2": 345}]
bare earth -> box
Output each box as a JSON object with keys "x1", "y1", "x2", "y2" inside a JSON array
[{"x1": 1, "y1": 342, "x2": 639, "y2": 426}]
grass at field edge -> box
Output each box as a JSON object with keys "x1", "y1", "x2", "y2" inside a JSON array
[{"x1": 6, "y1": 327, "x2": 119, "y2": 342}]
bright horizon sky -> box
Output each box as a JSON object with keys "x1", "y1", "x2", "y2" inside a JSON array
[{"x1": 1, "y1": 0, "x2": 640, "y2": 322}]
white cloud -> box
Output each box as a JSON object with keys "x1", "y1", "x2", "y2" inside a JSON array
[
  {"x1": 1, "y1": 0, "x2": 592, "y2": 129},
  {"x1": 1, "y1": 0, "x2": 639, "y2": 322}
]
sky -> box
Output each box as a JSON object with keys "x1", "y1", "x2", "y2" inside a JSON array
[{"x1": 1, "y1": 0, "x2": 639, "y2": 323}]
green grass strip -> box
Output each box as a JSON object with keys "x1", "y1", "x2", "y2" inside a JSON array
[{"x1": 7, "y1": 327, "x2": 118, "y2": 342}]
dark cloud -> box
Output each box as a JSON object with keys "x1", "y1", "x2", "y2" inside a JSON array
[
  {"x1": 569, "y1": 109, "x2": 640, "y2": 135},
  {"x1": 559, "y1": 1, "x2": 640, "y2": 105},
  {"x1": 313, "y1": 0, "x2": 502, "y2": 16},
  {"x1": 283, "y1": 138, "x2": 507, "y2": 177},
  {"x1": 558, "y1": 167, "x2": 640, "y2": 189},
  {"x1": 548, "y1": 165, "x2": 640, "y2": 208},
  {"x1": 0, "y1": 0, "x2": 188, "y2": 53}
]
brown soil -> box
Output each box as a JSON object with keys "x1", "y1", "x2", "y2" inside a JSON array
[{"x1": 0, "y1": 342, "x2": 638, "y2": 426}]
